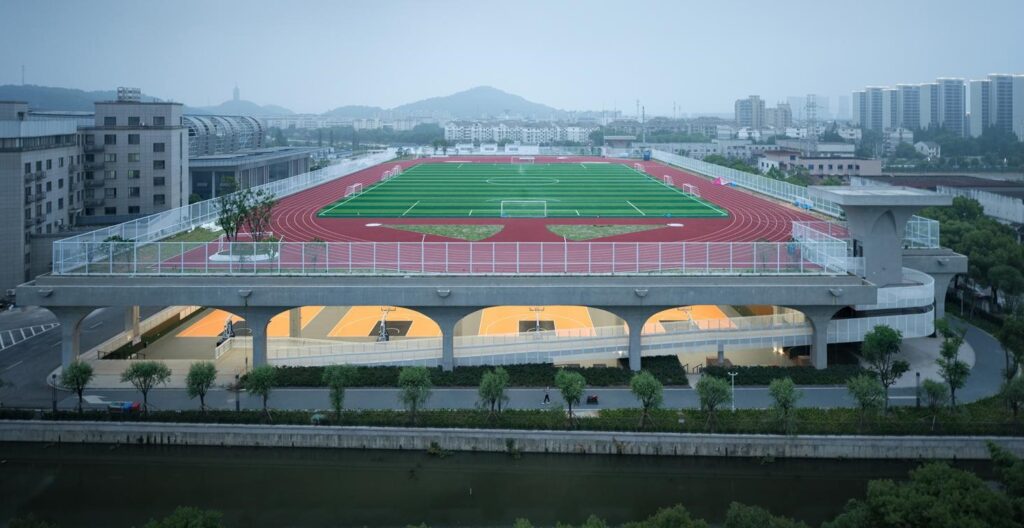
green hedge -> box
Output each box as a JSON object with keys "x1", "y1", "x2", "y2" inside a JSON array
[
  {"x1": 702, "y1": 364, "x2": 869, "y2": 385},
  {"x1": 18, "y1": 397, "x2": 1023, "y2": 436},
  {"x1": 263, "y1": 356, "x2": 688, "y2": 388}
]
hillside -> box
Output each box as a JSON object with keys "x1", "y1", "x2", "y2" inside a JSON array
[
  {"x1": 393, "y1": 86, "x2": 565, "y2": 119},
  {"x1": 193, "y1": 99, "x2": 294, "y2": 116},
  {"x1": 0, "y1": 84, "x2": 163, "y2": 111}
]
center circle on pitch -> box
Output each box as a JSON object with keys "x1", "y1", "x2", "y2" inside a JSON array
[{"x1": 486, "y1": 177, "x2": 559, "y2": 186}]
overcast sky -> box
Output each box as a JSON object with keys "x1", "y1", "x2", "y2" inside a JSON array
[{"x1": 3, "y1": 0, "x2": 1024, "y2": 115}]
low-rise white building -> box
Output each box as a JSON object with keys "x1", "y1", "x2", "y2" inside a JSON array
[
  {"x1": 758, "y1": 150, "x2": 882, "y2": 177},
  {"x1": 914, "y1": 141, "x2": 941, "y2": 158},
  {"x1": 444, "y1": 122, "x2": 597, "y2": 144}
]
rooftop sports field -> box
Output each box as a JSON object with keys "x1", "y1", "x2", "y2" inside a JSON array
[{"x1": 317, "y1": 162, "x2": 730, "y2": 218}]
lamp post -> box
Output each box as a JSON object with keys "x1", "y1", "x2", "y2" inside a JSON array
[
  {"x1": 728, "y1": 371, "x2": 738, "y2": 412},
  {"x1": 51, "y1": 373, "x2": 57, "y2": 413},
  {"x1": 234, "y1": 374, "x2": 240, "y2": 412}
]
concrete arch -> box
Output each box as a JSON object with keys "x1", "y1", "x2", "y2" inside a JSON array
[
  {"x1": 48, "y1": 306, "x2": 112, "y2": 369},
  {"x1": 446, "y1": 305, "x2": 629, "y2": 370}
]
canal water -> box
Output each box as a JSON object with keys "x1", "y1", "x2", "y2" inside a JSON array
[{"x1": 0, "y1": 442, "x2": 989, "y2": 527}]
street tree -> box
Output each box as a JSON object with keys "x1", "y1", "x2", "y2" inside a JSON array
[
  {"x1": 60, "y1": 360, "x2": 95, "y2": 413},
  {"x1": 323, "y1": 364, "x2": 356, "y2": 423},
  {"x1": 997, "y1": 313, "x2": 1024, "y2": 379},
  {"x1": 921, "y1": 378, "x2": 949, "y2": 431},
  {"x1": 695, "y1": 376, "x2": 732, "y2": 433},
  {"x1": 244, "y1": 365, "x2": 276, "y2": 420},
  {"x1": 241, "y1": 188, "x2": 277, "y2": 242},
  {"x1": 860, "y1": 325, "x2": 908, "y2": 410},
  {"x1": 215, "y1": 193, "x2": 245, "y2": 242},
  {"x1": 936, "y1": 324, "x2": 970, "y2": 407},
  {"x1": 185, "y1": 362, "x2": 217, "y2": 412},
  {"x1": 1001, "y1": 376, "x2": 1024, "y2": 421},
  {"x1": 629, "y1": 371, "x2": 664, "y2": 429},
  {"x1": 768, "y1": 378, "x2": 802, "y2": 435},
  {"x1": 478, "y1": 367, "x2": 510, "y2": 418},
  {"x1": 846, "y1": 374, "x2": 885, "y2": 432},
  {"x1": 555, "y1": 369, "x2": 585, "y2": 425},
  {"x1": 120, "y1": 361, "x2": 171, "y2": 413},
  {"x1": 724, "y1": 502, "x2": 810, "y2": 528},
  {"x1": 397, "y1": 366, "x2": 432, "y2": 424}
]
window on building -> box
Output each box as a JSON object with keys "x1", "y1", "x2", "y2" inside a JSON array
[
  {"x1": 128, "y1": 116, "x2": 140, "y2": 127},
  {"x1": 104, "y1": 134, "x2": 116, "y2": 145},
  {"x1": 58, "y1": 198, "x2": 64, "y2": 210},
  {"x1": 24, "y1": 162, "x2": 30, "y2": 174},
  {"x1": 127, "y1": 170, "x2": 141, "y2": 179},
  {"x1": 35, "y1": 161, "x2": 42, "y2": 171},
  {"x1": 153, "y1": 142, "x2": 165, "y2": 153},
  {"x1": 58, "y1": 179, "x2": 64, "y2": 189},
  {"x1": 59, "y1": 157, "x2": 65, "y2": 168},
  {"x1": 153, "y1": 194, "x2": 165, "y2": 205},
  {"x1": 153, "y1": 160, "x2": 165, "y2": 170},
  {"x1": 129, "y1": 187, "x2": 140, "y2": 197},
  {"x1": 104, "y1": 153, "x2": 117, "y2": 162},
  {"x1": 46, "y1": 182, "x2": 52, "y2": 191},
  {"x1": 85, "y1": 208, "x2": 94, "y2": 216},
  {"x1": 104, "y1": 207, "x2": 117, "y2": 215},
  {"x1": 153, "y1": 116, "x2": 165, "y2": 126},
  {"x1": 104, "y1": 116, "x2": 116, "y2": 127},
  {"x1": 105, "y1": 188, "x2": 117, "y2": 198},
  {"x1": 153, "y1": 177, "x2": 165, "y2": 187},
  {"x1": 46, "y1": 202, "x2": 52, "y2": 213},
  {"x1": 128, "y1": 134, "x2": 140, "y2": 145},
  {"x1": 104, "y1": 170, "x2": 116, "y2": 180},
  {"x1": 46, "y1": 159, "x2": 52, "y2": 170},
  {"x1": 128, "y1": 153, "x2": 140, "y2": 162}
]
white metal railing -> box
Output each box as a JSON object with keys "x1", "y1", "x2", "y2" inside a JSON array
[
  {"x1": 52, "y1": 150, "x2": 396, "y2": 272},
  {"x1": 52, "y1": 239, "x2": 850, "y2": 276},
  {"x1": 651, "y1": 149, "x2": 845, "y2": 216},
  {"x1": 792, "y1": 217, "x2": 940, "y2": 254}
]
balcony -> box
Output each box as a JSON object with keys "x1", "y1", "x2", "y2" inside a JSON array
[
  {"x1": 24, "y1": 194, "x2": 33, "y2": 205},
  {"x1": 84, "y1": 179, "x2": 105, "y2": 188},
  {"x1": 84, "y1": 161, "x2": 105, "y2": 171},
  {"x1": 67, "y1": 163, "x2": 80, "y2": 172},
  {"x1": 23, "y1": 217, "x2": 33, "y2": 228},
  {"x1": 34, "y1": 171, "x2": 46, "y2": 181},
  {"x1": 83, "y1": 144, "x2": 104, "y2": 153},
  {"x1": 84, "y1": 198, "x2": 105, "y2": 207},
  {"x1": 34, "y1": 216, "x2": 44, "y2": 225}
]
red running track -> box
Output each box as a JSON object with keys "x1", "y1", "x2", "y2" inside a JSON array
[{"x1": 271, "y1": 156, "x2": 819, "y2": 244}]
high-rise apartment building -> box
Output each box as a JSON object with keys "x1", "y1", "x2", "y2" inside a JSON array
[
  {"x1": 764, "y1": 102, "x2": 792, "y2": 129},
  {"x1": 937, "y1": 78, "x2": 966, "y2": 137},
  {"x1": 853, "y1": 79, "x2": 965, "y2": 135},
  {"x1": 969, "y1": 74, "x2": 1024, "y2": 139},
  {"x1": 734, "y1": 96, "x2": 765, "y2": 129}
]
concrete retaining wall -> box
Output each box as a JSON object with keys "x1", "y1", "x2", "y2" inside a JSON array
[{"x1": 2, "y1": 420, "x2": 1021, "y2": 460}]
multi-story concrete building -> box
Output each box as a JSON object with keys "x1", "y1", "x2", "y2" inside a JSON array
[
  {"x1": 897, "y1": 84, "x2": 921, "y2": 133},
  {"x1": 734, "y1": 96, "x2": 765, "y2": 129},
  {"x1": 853, "y1": 79, "x2": 964, "y2": 134},
  {"x1": 764, "y1": 102, "x2": 792, "y2": 129},
  {"x1": 443, "y1": 122, "x2": 597, "y2": 144},
  {"x1": 79, "y1": 92, "x2": 188, "y2": 222},
  {"x1": 937, "y1": 78, "x2": 966, "y2": 137},
  {"x1": 0, "y1": 102, "x2": 81, "y2": 291}
]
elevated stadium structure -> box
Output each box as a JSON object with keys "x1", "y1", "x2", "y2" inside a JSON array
[{"x1": 16, "y1": 149, "x2": 967, "y2": 373}]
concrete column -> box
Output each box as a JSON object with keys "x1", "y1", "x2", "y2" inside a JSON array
[
  {"x1": 800, "y1": 306, "x2": 841, "y2": 370},
  {"x1": 125, "y1": 305, "x2": 141, "y2": 345},
  {"x1": 717, "y1": 343, "x2": 725, "y2": 366},
  {"x1": 218, "y1": 307, "x2": 279, "y2": 369},
  {"x1": 606, "y1": 307, "x2": 662, "y2": 372},
  {"x1": 415, "y1": 306, "x2": 482, "y2": 372},
  {"x1": 288, "y1": 308, "x2": 302, "y2": 338},
  {"x1": 930, "y1": 272, "x2": 957, "y2": 321},
  {"x1": 51, "y1": 307, "x2": 97, "y2": 369}
]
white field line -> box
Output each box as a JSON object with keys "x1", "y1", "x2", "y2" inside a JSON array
[
  {"x1": 401, "y1": 201, "x2": 421, "y2": 217},
  {"x1": 626, "y1": 200, "x2": 646, "y2": 216}
]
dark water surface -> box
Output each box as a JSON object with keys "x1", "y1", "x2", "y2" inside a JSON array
[{"x1": 0, "y1": 442, "x2": 990, "y2": 527}]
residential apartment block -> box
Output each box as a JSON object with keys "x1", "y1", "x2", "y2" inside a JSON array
[{"x1": 443, "y1": 122, "x2": 596, "y2": 143}]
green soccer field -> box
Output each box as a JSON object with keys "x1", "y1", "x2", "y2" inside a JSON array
[{"x1": 317, "y1": 162, "x2": 729, "y2": 218}]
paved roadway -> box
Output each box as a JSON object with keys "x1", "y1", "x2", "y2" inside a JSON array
[
  {"x1": 0, "y1": 308, "x2": 1005, "y2": 412},
  {"x1": 0, "y1": 305, "x2": 161, "y2": 408}
]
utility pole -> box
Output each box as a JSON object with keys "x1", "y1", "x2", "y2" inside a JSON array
[
  {"x1": 641, "y1": 106, "x2": 646, "y2": 143},
  {"x1": 21, "y1": 65, "x2": 25, "y2": 86}
]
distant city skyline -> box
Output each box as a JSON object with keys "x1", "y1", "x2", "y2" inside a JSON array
[{"x1": 3, "y1": 0, "x2": 1024, "y2": 115}]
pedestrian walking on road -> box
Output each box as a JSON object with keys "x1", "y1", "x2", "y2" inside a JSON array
[{"x1": 543, "y1": 386, "x2": 550, "y2": 405}]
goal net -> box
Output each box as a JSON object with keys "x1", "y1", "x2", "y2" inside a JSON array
[
  {"x1": 500, "y1": 200, "x2": 547, "y2": 218},
  {"x1": 345, "y1": 183, "x2": 364, "y2": 197},
  {"x1": 633, "y1": 163, "x2": 645, "y2": 173},
  {"x1": 662, "y1": 175, "x2": 674, "y2": 187},
  {"x1": 682, "y1": 183, "x2": 700, "y2": 197},
  {"x1": 512, "y1": 156, "x2": 536, "y2": 164},
  {"x1": 382, "y1": 165, "x2": 402, "y2": 181}
]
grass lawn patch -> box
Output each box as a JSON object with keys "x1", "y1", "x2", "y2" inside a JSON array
[
  {"x1": 547, "y1": 224, "x2": 666, "y2": 241},
  {"x1": 385, "y1": 224, "x2": 503, "y2": 241}
]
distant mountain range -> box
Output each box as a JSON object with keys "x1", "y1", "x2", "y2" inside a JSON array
[{"x1": 0, "y1": 84, "x2": 566, "y2": 120}]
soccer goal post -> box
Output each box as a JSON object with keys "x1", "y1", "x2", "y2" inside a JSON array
[
  {"x1": 500, "y1": 200, "x2": 547, "y2": 218},
  {"x1": 345, "y1": 183, "x2": 364, "y2": 197},
  {"x1": 512, "y1": 156, "x2": 536, "y2": 164},
  {"x1": 662, "y1": 175, "x2": 674, "y2": 187},
  {"x1": 682, "y1": 183, "x2": 700, "y2": 197},
  {"x1": 633, "y1": 163, "x2": 645, "y2": 173}
]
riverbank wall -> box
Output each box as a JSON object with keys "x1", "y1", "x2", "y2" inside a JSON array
[{"x1": 2, "y1": 420, "x2": 1021, "y2": 460}]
